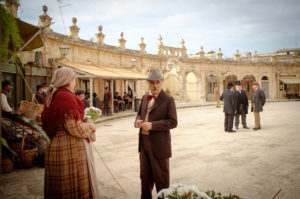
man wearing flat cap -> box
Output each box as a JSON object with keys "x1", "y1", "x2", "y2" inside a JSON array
[
  {"x1": 234, "y1": 81, "x2": 249, "y2": 129},
  {"x1": 251, "y1": 81, "x2": 266, "y2": 131},
  {"x1": 135, "y1": 69, "x2": 177, "y2": 199},
  {"x1": 220, "y1": 82, "x2": 238, "y2": 133}
]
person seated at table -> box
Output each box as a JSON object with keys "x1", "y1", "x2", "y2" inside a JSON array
[
  {"x1": 127, "y1": 90, "x2": 133, "y2": 99},
  {"x1": 93, "y1": 92, "x2": 101, "y2": 108},
  {"x1": 114, "y1": 92, "x2": 125, "y2": 111},
  {"x1": 114, "y1": 92, "x2": 122, "y2": 100}
]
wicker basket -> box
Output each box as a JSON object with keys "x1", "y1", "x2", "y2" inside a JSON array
[
  {"x1": 10, "y1": 136, "x2": 38, "y2": 168},
  {"x1": 1, "y1": 157, "x2": 14, "y2": 173},
  {"x1": 20, "y1": 136, "x2": 38, "y2": 168},
  {"x1": 18, "y1": 101, "x2": 44, "y2": 121}
]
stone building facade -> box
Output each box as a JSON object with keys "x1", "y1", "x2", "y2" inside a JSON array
[{"x1": 21, "y1": 5, "x2": 300, "y2": 103}]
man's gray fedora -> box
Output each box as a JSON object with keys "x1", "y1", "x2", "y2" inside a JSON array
[{"x1": 148, "y1": 69, "x2": 163, "y2": 81}]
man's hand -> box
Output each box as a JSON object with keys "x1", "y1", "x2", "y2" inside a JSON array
[
  {"x1": 135, "y1": 120, "x2": 144, "y2": 128},
  {"x1": 141, "y1": 122, "x2": 152, "y2": 131}
]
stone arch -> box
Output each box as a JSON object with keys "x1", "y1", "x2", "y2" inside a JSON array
[
  {"x1": 206, "y1": 71, "x2": 220, "y2": 101},
  {"x1": 186, "y1": 71, "x2": 199, "y2": 101},
  {"x1": 259, "y1": 74, "x2": 270, "y2": 98},
  {"x1": 241, "y1": 74, "x2": 256, "y2": 99},
  {"x1": 223, "y1": 74, "x2": 237, "y2": 91}
]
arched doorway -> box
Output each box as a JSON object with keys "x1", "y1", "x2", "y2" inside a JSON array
[
  {"x1": 242, "y1": 75, "x2": 256, "y2": 99},
  {"x1": 261, "y1": 76, "x2": 269, "y2": 98},
  {"x1": 186, "y1": 72, "x2": 198, "y2": 101},
  {"x1": 207, "y1": 75, "x2": 218, "y2": 101},
  {"x1": 223, "y1": 75, "x2": 237, "y2": 91},
  {"x1": 164, "y1": 68, "x2": 181, "y2": 100}
]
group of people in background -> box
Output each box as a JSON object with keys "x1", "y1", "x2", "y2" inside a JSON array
[{"x1": 219, "y1": 80, "x2": 266, "y2": 133}]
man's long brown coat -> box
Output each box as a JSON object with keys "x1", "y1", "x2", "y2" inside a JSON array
[{"x1": 136, "y1": 90, "x2": 177, "y2": 159}]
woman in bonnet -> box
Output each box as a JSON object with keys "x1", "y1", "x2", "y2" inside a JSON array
[{"x1": 42, "y1": 67, "x2": 99, "y2": 199}]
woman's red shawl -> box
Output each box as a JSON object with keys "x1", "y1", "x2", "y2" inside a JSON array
[{"x1": 42, "y1": 87, "x2": 84, "y2": 139}]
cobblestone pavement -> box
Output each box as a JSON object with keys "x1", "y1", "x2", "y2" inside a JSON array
[{"x1": 1, "y1": 101, "x2": 300, "y2": 199}]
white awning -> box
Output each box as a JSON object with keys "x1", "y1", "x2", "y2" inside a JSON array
[{"x1": 280, "y1": 78, "x2": 300, "y2": 84}]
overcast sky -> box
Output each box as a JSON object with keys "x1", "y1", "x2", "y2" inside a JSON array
[{"x1": 18, "y1": 0, "x2": 300, "y2": 57}]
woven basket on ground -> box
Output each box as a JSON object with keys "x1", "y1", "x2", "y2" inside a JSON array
[
  {"x1": 18, "y1": 101, "x2": 44, "y2": 121},
  {"x1": 1, "y1": 157, "x2": 14, "y2": 173},
  {"x1": 20, "y1": 136, "x2": 38, "y2": 168},
  {"x1": 10, "y1": 136, "x2": 38, "y2": 168}
]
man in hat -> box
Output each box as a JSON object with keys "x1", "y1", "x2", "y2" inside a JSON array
[
  {"x1": 251, "y1": 81, "x2": 266, "y2": 131},
  {"x1": 34, "y1": 85, "x2": 45, "y2": 104},
  {"x1": 214, "y1": 85, "x2": 220, "y2": 108},
  {"x1": 1, "y1": 80, "x2": 14, "y2": 117},
  {"x1": 135, "y1": 69, "x2": 177, "y2": 199},
  {"x1": 234, "y1": 81, "x2": 249, "y2": 129},
  {"x1": 104, "y1": 87, "x2": 112, "y2": 116},
  {"x1": 220, "y1": 82, "x2": 238, "y2": 133}
]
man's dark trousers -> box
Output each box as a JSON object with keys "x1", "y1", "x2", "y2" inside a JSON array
[
  {"x1": 140, "y1": 135, "x2": 169, "y2": 199},
  {"x1": 225, "y1": 113, "x2": 234, "y2": 132}
]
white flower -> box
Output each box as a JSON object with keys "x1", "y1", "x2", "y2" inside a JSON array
[{"x1": 197, "y1": 192, "x2": 211, "y2": 199}]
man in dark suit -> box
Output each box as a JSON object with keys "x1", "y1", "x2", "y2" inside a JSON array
[
  {"x1": 220, "y1": 82, "x2": 237, "y2": 133},
  {"x1": 104, "y1": 87, "x2": 112, "y2": 116},
  {"x1": 251, "y1": 81, "x2": 266, "y2": 131},
  {"x1": 234, "y1": 81, "x2": 249, "y2": 129},
  {"x1": 135, "y1": 69, "x2": 177, "y2": 199}
]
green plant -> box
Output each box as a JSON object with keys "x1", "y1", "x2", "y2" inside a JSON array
[
  {"x1": 0, "y1": 0, "x2": 23, "y2": 63},
  {"x1": 1, "y1": 137, "x2": 17, "y2": 156},
  {"x1": 206, "y1": 190, "x2": 243, "y2": 199}
]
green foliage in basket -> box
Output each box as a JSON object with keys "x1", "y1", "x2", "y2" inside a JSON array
[{"x1": 1, "y1": 138, "x2": 17, "y2": 156}]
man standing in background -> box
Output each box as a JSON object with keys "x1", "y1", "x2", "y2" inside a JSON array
[
  {"x1": 251, "y1": 81, "x2": 266, "y2": 131},
  {"x1": 235, "y1": 81, "x2": 249, "y2": 129},
  {"x1": 104, "y1": 87, "x2": 112, "y2": 116},
  {"x1": 220, "y1": 82, "x2": 237, "y2": 133}
]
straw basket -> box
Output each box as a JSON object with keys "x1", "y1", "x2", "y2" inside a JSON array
[
  {"x1": 18, "y1": 101, "x2": 44, "y2": 121},
  {"x1": 20, "y1": 136, "x2": 38, "y2": 167},
  {"x1": 10, "y1": 136, "x2": 38, "y2": 168},
  {"x1": 1, "y1": 157, "x2": 14, "y2": 173}
]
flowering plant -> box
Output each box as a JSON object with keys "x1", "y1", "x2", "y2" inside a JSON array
[
  {"x1": 158, "y1": 183, "x2": 211, "y2": 199},
  {"x1": 84, "y1": 107, "x2": 102, "y2": 121}
]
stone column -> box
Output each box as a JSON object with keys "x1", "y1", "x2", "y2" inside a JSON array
[
  {"x1": 180, "y1": 73, "x2": 187, "y2": 101},
  {"x1": 69, "y1": 17, "x2": 80, "y2": 41},
  {"x1": 200, "y1": 72, "x2": 206, "y2": 102},
  {"x1": 38, "y1": 5, "x2": 52, "y2": 31},
  {"x1": 118, "y1": 32, "x2": 126, "y2": 49},
  {"x1": 110, "y1": 80, "x2": 114, "y2": 115},
  {"x1": 139, "y1": 37, "x2": 147, "y2": 54},
  {"x1": 89, "y1": 78, "x2": 93, "y2": 107},
  {"x1": 94, "y1": 25, "x2": 105, "y2": 46}
]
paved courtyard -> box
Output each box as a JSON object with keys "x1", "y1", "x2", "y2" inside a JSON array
[{"x1": 1, "y1": 101, "x2": 300, "y2": 199}]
